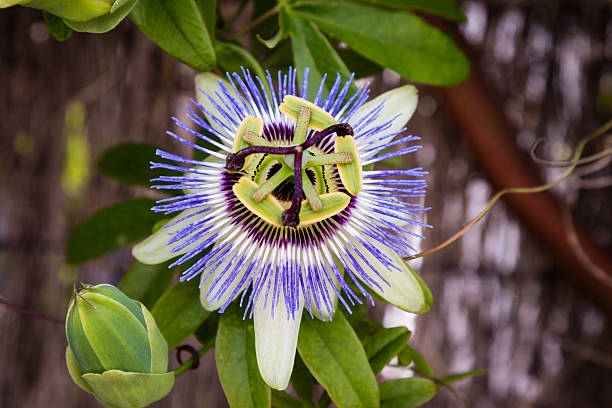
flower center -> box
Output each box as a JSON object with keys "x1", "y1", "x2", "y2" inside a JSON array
[{"x1": 226, "y1": 96, "x2": 363, "y2": 228}]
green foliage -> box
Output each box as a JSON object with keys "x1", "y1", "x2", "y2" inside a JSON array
[
  {"x1": 216, "y1": 303, "x2": 271, "y2": 408},
  {"x1": 379, "y1": 378, "x2": 437, "y2": 408},
  {"x1": 398, "y1": 344, "x2": 432, "y2": 377},
  {"x1": 48, "y1": 0, "x2": 476, "y2": 405},
  {"x1": 292, "y1": 1, "x2": 470, "y2": 85},
  {"x1": 281, "y1": 7, "x2": 355, "y2": 98},
  {"x1": 297, "y1": 313, "x2": 379, "y2": 408},
  {"x1": 42, "y1": 12, "x2": 72, "y2": 41},
  {"x1": 363, "y1": 326, "x2": 411, "y2": 374},
  {"x1": 194, "y1": 312, "x2": 220, "y2": 347},
  {"x1": 118, "y1": 261, "x2": 174, "y2": 309},
  {"x1": 361, "y1": 0, "x2": 466, "y2": 21},
  {"x1": 97, "y1": 143, "x2": 159, "y2": 187},
  {"x1": 151, "y1": 278, "x2": 210, "y2": 349},
  {"x1": 66, "y1": 198, "x2": 166, "y2": 264},
  {"x1": 290, "y1": 354, "x2": 317, "y2": 405},
  {"x1": 215, "y1": 41, "x2": 266, "y2": 81},
  {"x1": 131, "y1": 0, "x2": 216, "y2": 71}
]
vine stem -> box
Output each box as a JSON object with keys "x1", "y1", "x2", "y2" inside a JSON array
[
  {"x1": 230, "y1": 4, "x2": 282, "y2": 39},
  {"x1": 0, "y1": 298, "x2": 64, "y2": 325},
  {"x1": 411, "y1": 118, "x2": 612, "y2": 260}
]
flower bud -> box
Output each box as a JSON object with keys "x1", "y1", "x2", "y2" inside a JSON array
[
  {"x1": 0, "y1": 0, "x2": 138, "y2": 33},
  {"x1": 65, "y1": 284, "x2": 174, "y2": 408}
]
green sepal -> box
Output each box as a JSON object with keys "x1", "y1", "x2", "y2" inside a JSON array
[
  {"x1": 82, "y1": 370, "x2": 175, "y2": 408},
  {"x1": 65, "y1": 346, "x2": 94, "y2": 394},
  {"x1": 76, "y1": 292, "x2": 152, "y2": 373},
  {"x1": 334, "y1": 135, "x2": 362, "y2": 195},
  {"x1": 279, "y1": 95, "x2": 336, "y2": 131},
  {"x1": 140, "y1": 303, "x2": 168, "y2": 373}
]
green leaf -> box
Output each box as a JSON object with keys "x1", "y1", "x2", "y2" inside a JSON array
[
  {"x1": 337, "y1": 48, "x2": 382, "y2": 79},
  {"x1": 215, "y1": 41, "x2": 266, "y2": 81},
  {"x1": 66, "y1": 198, "x2": 166, "y2": 264},
  {"x1": 364, "y1": 327, "x2": 411, "y2": 374},
  {"x1": 379, "y1": 378, "x2": 437, "y2": 408},
  {"x1": 151, "y1": 278, "x2": 210, "y2": 349},
  {"x1": 42, "y1": 12, "x2": 72, "y2": 41},
  {"x1": 361, "y1": 0, "x2": 466, "y2": 22},
  {"x1": 118, "y1": 261, "x2": 174, "y2": 309},
  {"x1": 271, "y1": 390, "x2": 303, "y2": 408},
  {"x1": 441, "y1": 369, "x2": 487, "y2": 384},
  {"x1": 216, "y1": 303, "x2": 271, "y2": 408},
  {"x1": 65, "y1": 0, "x2": 138, "y2": 33},
  {"x1": 343, "y1": 301, "x2": 368, "y2": 328},
  {"x1": 297, "y1": 314, "x2": 379, "y2": 408},
  {"x1": 281, "y1": 8, "x2": 356, "y2": 99},
  {"x1": 290, "y1": 354, "x2": 316, "y2": 405},
  {"x1": 97, "y1": 143, "x2": 159, "y2": 187},
  {"x1": 195, "y1": 0, "x2": 216, "y2": 41},
  {"x1": 131, "y1": 0, "x2": 216, "y2": 71},
  {"x1": 398, "y1": 345, "x2": 432, "y2": 377},
  {"x1": 194, "y1": 312, "x2": 219, "y2": 347},
  {"x1": 292, "y1": 1, "x2": 469, "y2": 86}
]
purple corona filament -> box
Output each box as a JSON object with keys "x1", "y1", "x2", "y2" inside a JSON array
[{"x1": 146, "y1": 68, "x2": 430, "y2": 320}]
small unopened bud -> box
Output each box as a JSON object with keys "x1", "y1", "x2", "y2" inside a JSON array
[{"x1": 65, "y1": 284, "x2": 174, "y2": 408}]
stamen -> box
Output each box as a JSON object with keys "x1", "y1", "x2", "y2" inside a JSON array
[
  {"x1": 292, "y1": 107, "x2": 311, "y2": 145},
  {"x1": 253, "y1": 166, "x2": 292, "y2": 202},
  {"x1": 301, "y1": 171, "x2": 322, "y2": 211},
  {"x1": 306, "y1": 152, "x2": 353, "y2": 167},
  {"x1": 242, "y1": 130, "x2": 273, "y2": 147}
]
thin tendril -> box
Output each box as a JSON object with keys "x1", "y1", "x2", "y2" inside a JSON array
[
  {"x1": 412, "y1": 118, "x2": 612, "y2": 260},
  {"x1": 530, "y1": 137, "x2": 612, "y2": 167}
]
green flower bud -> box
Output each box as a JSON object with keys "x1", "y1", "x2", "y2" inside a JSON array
[
  {"x1": 65, "y1": 284, "x2": 174, "y2": 408},
  {"x1": 0, "y1": 0, "x2": 138, "y2": 33}
]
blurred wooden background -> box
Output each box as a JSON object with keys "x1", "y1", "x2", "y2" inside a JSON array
[{"x1": 1, "y1": 1, "x2": 612, "y2": 407}]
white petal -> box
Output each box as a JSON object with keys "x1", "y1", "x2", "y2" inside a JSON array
[
  {"x1": 339, "y1": 230, "x2": 429, "y2": 313},
  {"x1": 199, "y1": 243, "x2": 247, "y2": 311},
  {"x1": 348, "y1": 85, "x2": 418, "y2": 151},
  {"x1": 194, "y1": 72, "x2": 238, "y2": 140},
  {"x1": 254, "y1": 291, "x2": 303, "y2": 390},
  {"x1": 132, "y1": 208, "x2": 206, "y2": 265}
]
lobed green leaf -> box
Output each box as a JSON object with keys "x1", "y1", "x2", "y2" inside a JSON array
[
  {"x1": 297, "y1": 314, "x2": 379, "y2": 408},
  {"x1": 131, "y1": 0, "x2": 216, "y2": 71},
  {"x1": 118, "y1": 261, "x2": 174, "y2": 309},
  {"x1": 379, "y1": 378, "x2": 437, "y2": 408},
  {"x1": 281, "y1": 8, "x2": 356, "y2": 99},
  {"x1": 42, "y1": 11, "x2": 72, "y2": 41},
  {"x1": 97, "y1": 143, "x2": 159, "y2": 187},
  {"x1": 66, "y1": 198, "x2": 166, "y2": 264},
  {"x1": 364, "y1": 326, "x2": 411, "y2": 374},
  {"x1": 360, "y1": 0, "x2": 466, "y2": 22},
  {"x1": 216, "y1": 303, "x2": 271, "y2": 408},
  {"x1": 151, "y1": 278, "x2": 210, "y2": 349},
  {"x1": 292, "y1": 1, "x2": 470, "y2": 85}
]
